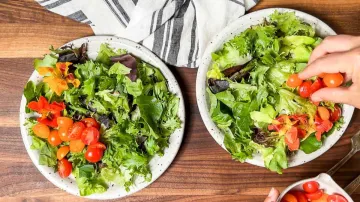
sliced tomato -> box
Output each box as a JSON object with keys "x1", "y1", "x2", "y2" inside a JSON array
[
  {"x1": 312, "y1": 193, "x2": 329, "y2": 202},
  {"x1": 327, "y1": 194, "x2": 348, "y2": 202},
  {"x1": 303, "y1": 181, "x2": 319, "y2": 193},
  {"x1": 88, "y1": 142, "x2": 106, "y2": 150},
  {"x1": 298, "y1": 128, "x2": 307, "y2": 139},
  {"x1": 81, "y1": 118, "x2": 100, "y2": 129},
  {"x1": 311, "y1": 78, "x2": 324, "y2": 94},
  {"x1": 330, "y1": 105, "x2": 342, "y2": 122},
  {"x1": 81, "y1": 127, "x2": 100, "y2": 145},
  {"x1": 316, "y1": 120, "x2": 333, "y2": 133},
  {"x1": 318, "y1": 106, "x2": 330, "y2": 120},
  {"x1": 281, "y1": 193, "x2": 298, "y2": 202},
  {"x1": 290, "y1": 191, "x2": 307, "y2": 202},
  {"x1": 68, "y1": 122, "x2": 86, "y2": 140},
  {"x1": 285, "y1": 127, "x2": 300, "y2": 151},
  {"x1": 305, "y1": 189, "x2": 324, "y2": 200},
  {"x1": 58, "y1": 158, "x2": 72, "y2": 178}
]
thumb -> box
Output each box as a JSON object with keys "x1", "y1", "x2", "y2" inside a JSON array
[
  {"x1": 264, "y1": 188, "x2": 280, "y2": 202},
  {"x1": 311, "y1": 87, "x2": 359, "y2": 107}
]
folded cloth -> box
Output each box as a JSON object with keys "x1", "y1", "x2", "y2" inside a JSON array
[{"x1": 36, "y1": 0, "x2": 259, "y2": 67}]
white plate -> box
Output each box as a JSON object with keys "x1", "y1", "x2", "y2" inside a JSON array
[
  {"x1": 196, "y1": 8, "x2": 354, "y2": 168},
  {"x1": 277, "y1": 173, "x2": 353, "y2": 202},
  {"x1": 19, "y1": 36, "x2": 185, "y2": 200}
]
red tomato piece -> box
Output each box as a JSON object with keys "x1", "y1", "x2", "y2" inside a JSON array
[
  {"x1": 81, "y1": 127, "x2": 100, "y2": 145},
  {"x1": 287, "y1": 74, "x2": 303, "y2": 88},
  {"x1": 88, "y1": 142, "x2": 106, "y2": 150},
  {"x1": 81, "y1": 118, "x2": 100, "y2": 129},
  {"x1": 298, "y1": 128, "x2": 307, "y2": 139},
  {"x1": 327, "y1": 194, "x2": 348, "y2": 202},
  {"x1": 58, "y1": 158, "x2": 72, "y2": 178},
  {"x1": 285, "y1": 127, "x2": 300, "y2": 151},
  {"x1": 290, "y1": 191, "x2": 308, "y2": 202},
  {"x1": 305, "y1": 190, "x2": 324, "y2": 200},
  {"x1": 323, "y1": 73, "x2": 344, "y2": 88},
  {"x1": 311, "y1": 78, "x2": 324, "y2": 94},
  {"x1": 330, "y1": 105, "x2": 342, "y2": 122},
  {"x1": 318, "y1": 73, "x2": 326, "y2": 78},
  {"x1": 298, "y1": 81, "x2": 312, "y2": 98},
  {"x1": 303, "y1": 181, "x2": 319, "y2": 193},
  {"x1": 68, "y1": 122, "x2": 86, "y2": 140},
  {"x1": 85, "y1": 148, "x2": 103, "y2": 163},
  {"x1": 281, "y1": 193, "x2": 298, "y2": 202}
]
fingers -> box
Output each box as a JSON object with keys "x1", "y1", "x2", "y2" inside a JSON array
[
  {"x1": 264, "y1": 188, "x2": 279, "y2": 202},
  {"x1": 308, "y1": 35, "x2": 360, "y2": 64},
  {"x1": 311, "y1": 87, "x2": 360, "y2": 108},
  {"x1": 298, "y1": 48, "x2": 358, "y2": 80}
]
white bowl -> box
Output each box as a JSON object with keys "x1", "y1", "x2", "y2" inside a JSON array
[
  {"x1": 196, "y1": 8, "x2": 354, "y2": 168},
  {"x1": 277, "y1": 173, "x2": 354, "y2": 202},
  {"x1": 19, "y1": 36, "x2": 185, "y2": 200}
]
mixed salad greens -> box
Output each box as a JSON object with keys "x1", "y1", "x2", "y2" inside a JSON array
[
  {"x1": 23, "y1": 43, "x2": 181, "y2": 196},
  {"x1": 206, "y1": 11, "x2": 344, "y2": 173}
]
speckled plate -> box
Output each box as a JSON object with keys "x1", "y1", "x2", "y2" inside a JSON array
[
  {"x1": 19, "y1": 36, "x2": 185, "y2": 200},
  {"x1": 196, "y1": 8, "x2": 354, "y2": 168}
]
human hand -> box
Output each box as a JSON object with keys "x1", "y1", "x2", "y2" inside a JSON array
[
  {"x1": 264, "y1": 187, "x2": 279, "y2": 202},
  {"x1": 298, "y1": 35, "x2": 360, "y2": 108}
]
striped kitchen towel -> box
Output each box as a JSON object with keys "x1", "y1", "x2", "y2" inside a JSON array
[{"x1": 37, "y1": 0, "x2": 259, "y2": 68}]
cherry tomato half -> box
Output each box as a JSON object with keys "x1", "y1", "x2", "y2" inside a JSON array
[
  {"x1": 58, "y1": 158, "x2": 72, "y2": 178},
  {"x1": 57, "y1": 117, "x2": 73, "y2": 129},
  {"x1": 59, "y1": 126, "x2": 71, "y2": 142},
  {"x1": 305, "y1": 189, "x2": 323, "y2": 200},
  {"x1": 81, "y1": 127, "x2": 100, "y2": 145},
  {"x1": 311, "y1": 78, "x2": 324, "y2": 94},
  {"x1": 318, "y1": 106, "x2": 330, "y2": 120},
  {"x1": 303, "y1": 181, "x2": 320, "y2": 193},
  {"x1": 298, "y1": 80, "x2": 312, "y2": 98},
  {"x1": 88, "y1": 142, "x2": 106, "y2": 150},
  {"x1": 327, "y1": 194, "x2": 348, "y2": 202},
  {"x1": 323, "y1": 73, "x2": 344, "y2": 88},
  {"x1": 32, "y1": 123, "x2": 50, "y2": 139},
  {"x1": 281, "y1": 193, "x2": 297, "y2": 202},
  {"x1": 290, "y1": 191, "x2": 307, "y2": 202},
  {"x1": 68, "y1": 122, "x2": 86, "y2": 140},
  {"x1": 287, "y1": 74, "x2": 303, "y2": 88},
  {"x1": 69, "y1": 139, "x2": 85, "y2": 153},
  {"x1": 57, "y1": 146, "x2": 70, "y2": 160},
  {"x1": 85, "y1": 148, "x2": 103, "y2": 163},
  {"x1": 81, "y1": 118, "x2": 100, "y2": 130},
  {"x1": 330, "y1": 105, "x2": 342, "y2": 122},
  {"x1": 285, "y1": 127, "x2": 300, "y2": 151},
  {"x1": 48, "y1": 130, "x2": 62, "y2": 146}
]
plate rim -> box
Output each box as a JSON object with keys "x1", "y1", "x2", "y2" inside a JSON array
[
  {"x1": 196, "y1": 8, "x2": 355, "y2": 168},
  {"x1": 19, "y1": 36, "x2": 186, "y2": 200}
]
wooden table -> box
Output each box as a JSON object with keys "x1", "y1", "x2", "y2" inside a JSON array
[{"x1": 1, "y1": 0, "x2": 360, "y2": 201}]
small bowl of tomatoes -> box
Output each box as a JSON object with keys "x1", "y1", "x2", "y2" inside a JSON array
[{"x1": 278, "y1": 173, "x2": 353, "y2": 202}]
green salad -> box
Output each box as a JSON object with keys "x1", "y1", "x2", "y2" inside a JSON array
[
  {"x1": 206, "y1": 11, "x2": 343, "y2": 173},
  {"x1": 23, "y1": 43, "x2": 181, "y2": 196}
]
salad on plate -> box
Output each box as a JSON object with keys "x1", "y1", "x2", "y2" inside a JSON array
[
  {"x1": 23, "y1": 43, "x2": 181, "y2": 196},
  {"x1": 206, "y1": 11, "x2": 345, "y2": 173}
]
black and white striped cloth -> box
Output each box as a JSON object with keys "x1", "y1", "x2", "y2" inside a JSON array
[{"x1": 37, "y1": 0, "x2": 259, "y2": 68}]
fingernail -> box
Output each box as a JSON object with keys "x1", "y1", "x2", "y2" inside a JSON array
[
  {"x1": 311, "y1": 95, "x2": 322, "y2": 102},
  {"x1": 268, "y1": 187, "x2": 276, "y2": 197}
]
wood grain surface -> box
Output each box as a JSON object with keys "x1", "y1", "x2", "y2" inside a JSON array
[{"x1": 0, "y1": 0, "x2": 359, "y2": 201}]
